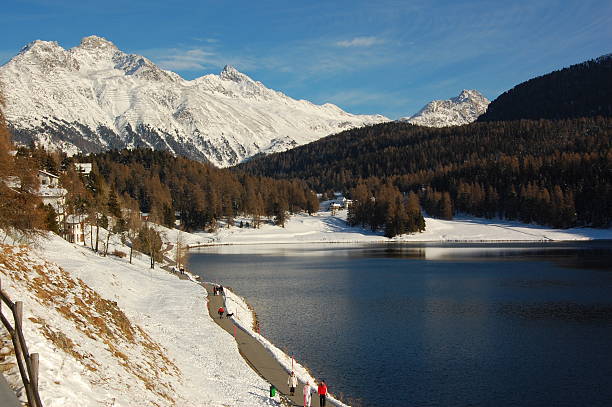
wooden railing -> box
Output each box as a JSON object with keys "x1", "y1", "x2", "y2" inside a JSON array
[{"x1": 0, "y1": 278, "x2": 43, "y2": 407}]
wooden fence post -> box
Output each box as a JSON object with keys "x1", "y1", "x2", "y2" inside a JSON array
[
  {"x1": 31, "y1": 353, "x2": 39, "y2": 390},
  {"x1": 13, "y1": 301, "x2": 38, "y2": 407},
  {"x1": 14, "y1": 301, "x2": 22, "y2": 328},
  {"x1": 0, "y1": 282, "x2": 43, "y2": 407}
]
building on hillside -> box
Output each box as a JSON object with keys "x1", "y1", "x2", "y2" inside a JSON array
[
  {"x1": 65, "y1": 215, "x2": 85, "y2": 243},
  {"x1": 37, "y1": 170, "x2": 67, "y2": 218},
  {"x1": 74, "y1": 163, "x2": 92, "y2": 175},
  {"x1": 38, "y1": 170, "x2": 60, "y2": 187}
]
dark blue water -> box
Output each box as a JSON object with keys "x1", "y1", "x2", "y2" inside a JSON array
[{"x1": 188, "y1": 242, "x2": 612, "y2": 407}]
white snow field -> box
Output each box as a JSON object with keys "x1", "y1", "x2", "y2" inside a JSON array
[
  {"x1": 0, "y1": 233, "x2": 279, "y2": 407},
  {"x1": 189, "y1": 207, "x2": 612, "y2": 247}
]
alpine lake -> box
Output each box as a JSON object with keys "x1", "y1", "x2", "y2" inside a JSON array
[{"x1": 188, "y1": 242, "x2": 612, "y2": 407}]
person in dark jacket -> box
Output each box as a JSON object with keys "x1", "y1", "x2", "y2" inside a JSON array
[{"x1": 318, "y1": 380, "x2": 327, "y2": 407}]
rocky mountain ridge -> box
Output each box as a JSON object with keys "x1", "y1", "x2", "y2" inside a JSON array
[
  {"x1": 401, "y1": 89, "x2": 490, "y2": 127},
  {"x1": 0, "y1": 35, "x2": 388, "y2": 167}
]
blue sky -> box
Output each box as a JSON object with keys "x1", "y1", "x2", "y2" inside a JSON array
[{"x1": 1, "y1": 0, "x2": 611, "y2": 118}]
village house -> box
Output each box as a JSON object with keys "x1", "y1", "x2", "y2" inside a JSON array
[
  {"x1": 64, "y1": 214, "x2": 85, "y2": 243},
  {"x1": 328, "y1": 196, "x2": 352, "y2": 211},
  {"x1": 37, "y1": 170, "x2": 67, "y2": 219},
  {"x1": 38, "y1": 170, "x2": 60, "y2": 187},
  {"x1": 74, "y1": 162, "x2": 92, "y2": 175}
]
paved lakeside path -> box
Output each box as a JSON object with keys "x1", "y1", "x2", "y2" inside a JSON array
[{"x1": 203, "y1": 283, "x2": 334, "y2": 407}]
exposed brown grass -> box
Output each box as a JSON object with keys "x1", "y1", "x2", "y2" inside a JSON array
[
  {"x1": 0, "y1": 244, "x2": 181, "y2": 403},
  {"x1": 112, "y1": 250, "x2": 126, "y2": 258}
]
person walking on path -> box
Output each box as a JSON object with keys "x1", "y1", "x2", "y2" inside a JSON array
[
  {"x1": 303, "y1": 381, "x2": 313, "y2": 407},
  {"x1": 217, "y1": 306, "x2": 224, "y2": 319},
  {"x1": 288, "y1": 371, "x2": 298, "y2": 396},
  {"x1": 318, "y1": 380, "x2": 328, "y2": 407}
]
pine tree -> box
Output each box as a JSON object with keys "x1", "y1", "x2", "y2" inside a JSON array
[
  {"x1": 107, "y1": 189, "x2": 121, "y2": 218},
  {"x1": 273, "y1": 200, "x2": 288, "y2": 227}
]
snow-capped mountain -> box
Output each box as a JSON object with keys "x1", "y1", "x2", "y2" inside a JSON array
[
  {"x1": 0, "y1": 35, "x2": 388, "y2": 167},
  {"x1": 400, "y1": 90, "x2": 489, "y2": 127}
]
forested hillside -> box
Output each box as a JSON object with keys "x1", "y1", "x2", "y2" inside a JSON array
[
  {"x1": 478, "y1": 54, "x2": 612, "y2": 121},
  {"x1": 74, "y1": 149, "x2": 321, "y2": 231},
  {"x1": 239, "y1": 118, "x2": 612, "y2": 228},
  {"x1": 11, "y1": 144, "x2": 320, "y2": 235}
]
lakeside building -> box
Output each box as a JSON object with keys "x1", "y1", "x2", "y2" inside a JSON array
[{"x1": 328, "y1": 196, "x2": 352, "y2": 211}]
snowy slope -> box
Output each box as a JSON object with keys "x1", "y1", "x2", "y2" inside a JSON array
[
  {"x1": 400, "y1": 90, "x2": 489, "y2": 127},
  {"x1": 0, "y1": 234, "x2": 279, "y2": 406},
  {"x1": 0, "y1": 35, "x2": 388, "y2": 167}
]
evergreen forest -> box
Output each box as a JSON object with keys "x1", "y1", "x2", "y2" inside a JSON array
[
  {"x1": 478, "y1": 54, "x2": 612, "y2": 121},
  {"x1": 68, "y1": 149, "x2": 319, "y2": 232},
  {"x1": 239, "y1": 117, "x2": 612, "y2": 228}
]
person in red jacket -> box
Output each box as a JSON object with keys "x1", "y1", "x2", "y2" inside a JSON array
[
  {"x1": 218, "y1": 306, "x2": 224, "y2": 319},
  {"x1": 317, "y1": 380, "x2": 327, "y2": 407}
]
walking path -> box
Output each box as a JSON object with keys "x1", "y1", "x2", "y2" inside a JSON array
[{"x1": 203, "y1": 283, "x2": 331, "y2": 407}]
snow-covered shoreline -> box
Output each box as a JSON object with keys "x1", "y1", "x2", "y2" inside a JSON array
[{"x1": 173, "y1": 209, "x2": 612, "y2": 250}]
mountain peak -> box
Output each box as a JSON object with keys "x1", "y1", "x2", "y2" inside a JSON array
[
  {"x1": 79, "y1": 35, "x2": 117, "y2": 50},
  {"x1": 20, "y1": 39, "x2": 63, "y2": 54},
  {"x1": 454, "y1": 89, "x2": 486, "y2": 103},
  {"x1": 220, "y1": 64, "x2": 247, "y2": 81},
  {"x1": 400, "y1": 89, "x2": 490, "y2": 127}
]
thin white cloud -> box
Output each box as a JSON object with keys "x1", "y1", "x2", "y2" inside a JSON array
[
  {"x1": 141, "y1": 45, "x2": 262, "y2": 75},
  {"x1": 143, "y1": 47, "x2": 216, "y2": 71},
  {"x1": 335, "y1": 36, "x2": 384, "y2": 48},
  {"x1": 192, "y1": 37, "x2": 219, "y2": 44},
  {"x1": 323, "y1": 89, "x2": 411, "y2": 109}
]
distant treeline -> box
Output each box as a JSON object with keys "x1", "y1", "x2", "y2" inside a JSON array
[
  {"x1": 478, "y1": 54, "x2": 612, "y2": 121},
  {"x1": 239, "y1": 117, "x2": 612, "y2": 228}
]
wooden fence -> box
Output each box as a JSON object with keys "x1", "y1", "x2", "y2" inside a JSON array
[{"x1": 0, "y1": 278, "x2": 43, "y2": 407}]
